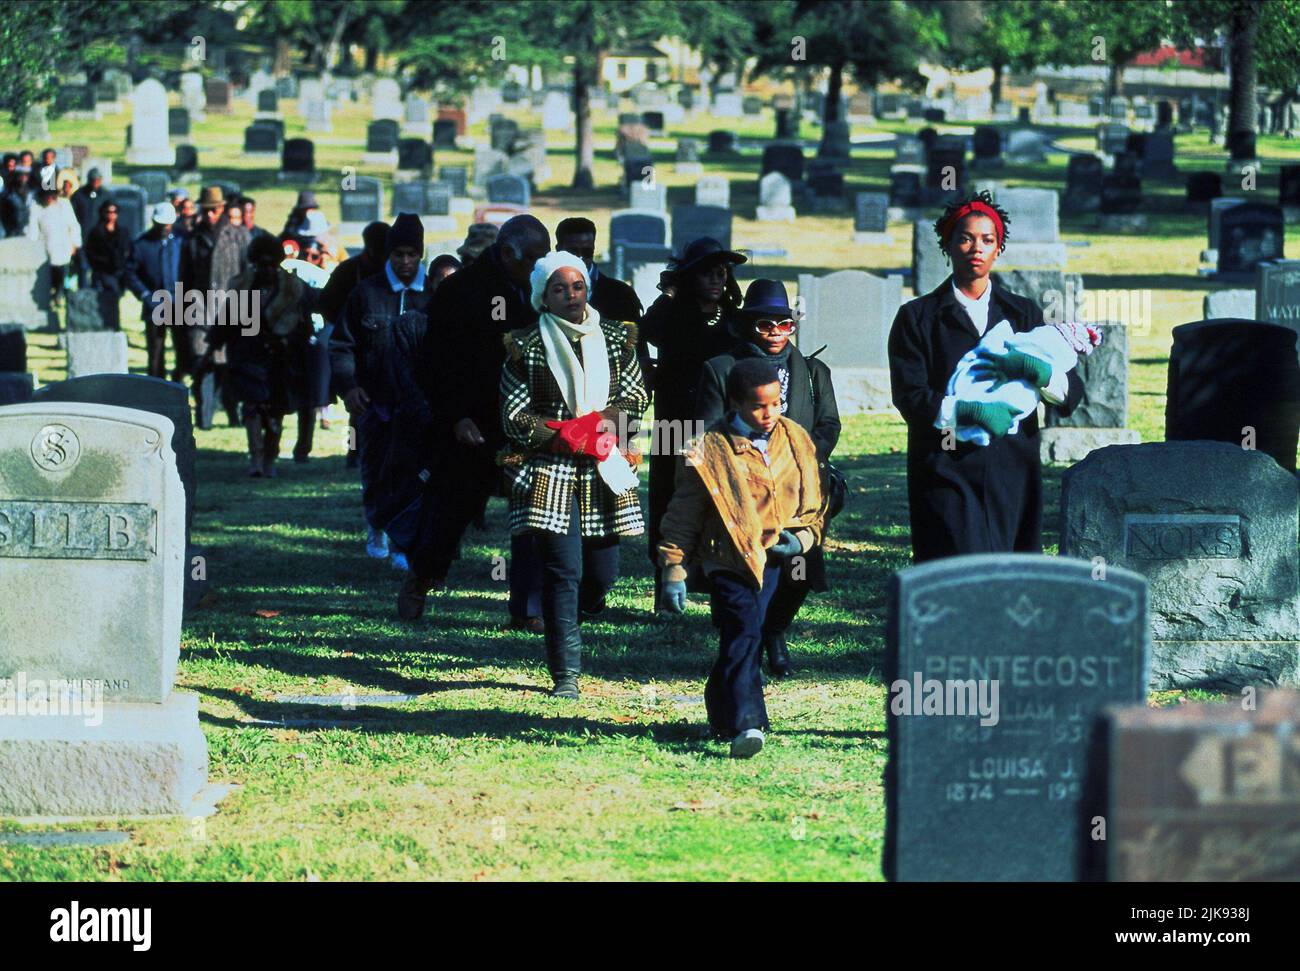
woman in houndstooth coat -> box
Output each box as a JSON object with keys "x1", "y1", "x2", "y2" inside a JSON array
[{"x1": 499, "y1": 252, "x2": 649, "y2": 698}]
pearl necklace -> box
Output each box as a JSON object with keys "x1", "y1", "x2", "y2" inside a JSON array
[{"x1": 705, "y1": 307, "x2": 722, "y2": 327}]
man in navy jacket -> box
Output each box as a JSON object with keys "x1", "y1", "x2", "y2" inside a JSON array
[{"x1": 124, "y1": 202, "x2": 184, "y2": 380}]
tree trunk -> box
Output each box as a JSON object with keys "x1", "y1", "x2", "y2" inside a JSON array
[
  {"x1": 1227, "y1": 0, "x2": 1261, "y2": 139},
  {"x1": 572, "y1": 59, "x2": 595, "y2": 190},
  {"x1": 324, "y1": 11, "x2": 351, "y2": 72},
  {"x1": 1108, "y1": 61, "x2": 1123, "y2": 99},
  {"x1": 825, "y1": 60, "x2": 843, "y2": 125},
  {"x1": 990, "y1": 62, "x2": 1004, "y2": 107},
  {"x1": 364, "y1": 45, "x2": 379, "y2": 73}
]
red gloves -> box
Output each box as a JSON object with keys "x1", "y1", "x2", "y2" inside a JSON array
[{"x1": 545, "y1": 412, "x2": 617, "y2": 460}]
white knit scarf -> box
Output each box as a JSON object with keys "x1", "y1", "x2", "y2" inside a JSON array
[{"x1": 536, "y1": 305, "x2": 638, "y2": 495}]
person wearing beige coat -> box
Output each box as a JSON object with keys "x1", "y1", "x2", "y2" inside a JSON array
[{"x1": 658, "y1": 357, "x2": 824, "y2": 757}]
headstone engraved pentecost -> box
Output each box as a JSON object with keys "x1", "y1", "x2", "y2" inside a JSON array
[
  {"x1": 885, "y1": 554, "x2": 1149, "y2": 881},
  {"x1": 0, "y1": 403, "x2": 213, "y2": 816}
]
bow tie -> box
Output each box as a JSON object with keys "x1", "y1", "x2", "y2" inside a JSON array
[{"x1": 729, "y1": 413, "x2": 770, "y2": 443}]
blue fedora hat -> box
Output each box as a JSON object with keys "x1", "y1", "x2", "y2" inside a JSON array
[{"x1": 737, "y1": 278, "x2": 795, "y2": 319}]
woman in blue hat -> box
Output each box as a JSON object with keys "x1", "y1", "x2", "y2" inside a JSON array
[
  {"x1": 640, "y1": 237, "x2": 746, "y2": 603},
  {"x1": 696, "y1": 279, "x2": 841, "y2": 678}
]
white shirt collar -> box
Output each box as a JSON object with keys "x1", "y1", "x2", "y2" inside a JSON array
[
  {"x1": 951, "y1": 279, "x2": 992, "y2": 311},
  {"x1": 386, "y1": 261, "x2": 426, "y2": 292}
]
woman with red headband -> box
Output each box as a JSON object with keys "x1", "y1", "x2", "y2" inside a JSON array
[{"x1": 887, "y1": 190, "x2": 1084, "y2": 562}]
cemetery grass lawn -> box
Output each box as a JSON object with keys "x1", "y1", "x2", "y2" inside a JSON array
[{"x1": 0, "y1": 106, "x2": 1267, "y2": 882}]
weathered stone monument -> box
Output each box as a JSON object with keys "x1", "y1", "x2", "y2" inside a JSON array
[
  {"x1": 1061, "y1": 442, "x2": 1300, "y2": 690},
  {"x1": 0, "y1": 239, "x2": 54, "y2": 332},
  {"x1": 66, "y1": 332, "x2": 128, "y2": 378},
  {"x1": 125, "y1": 79, "x2": 174, "y2": 166},
  {"x1": 0, "y1": 403, "x2": 214, "y2": 816},
  {"x1": 1041, "y1": 317, "x2": 1140, "y2": 463},
  {"x1": 796, "y1": 269, "x2": 902, "y2": 412},
  {"x1": 885, "y1": 554, "x2": 1149, "y2": 881}
]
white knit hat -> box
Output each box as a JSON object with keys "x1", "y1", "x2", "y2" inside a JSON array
[{"x1": 529, "y1": 250, "x2": 590, "y2": 312}]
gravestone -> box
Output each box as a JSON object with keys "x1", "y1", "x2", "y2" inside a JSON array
[
  {"x1": 894, "y1": 134, "x2": 925, "y2": 168},
  {"x1": 19, "y1": 105, "x2": 49, "y2": 142},
  {"x1": 774, "y1": 107, "x2": 799, "y2": 141},
  {"x1": 675, "y1": 138, "x2": 703, "y2": 175},
  {"x1": 925, "y1": 141, "x2": 965, "y2": 205},
  {"x1": 797, "y1": 269, "x2": 902, "y2": 412},
  {"x1": 0, "y1": 373, "x2": 34, "y2": 406},
  {"x1": 371, "y1": 78, "x2": 402, "y2": 121},
  {"x1": 1106, "y1": 691, "x2": 1300, "y2": 881},
  {"x1": 806, "y1": 162, "x2": 845, "y2": 212},
  {"x1": 1280, "y1": 165, "x2": 1300, "y2": 217},
  {"x1": 1064, "y1": 155, "x2": 1104, "y2": 211},
  {"x1": 694, "y1": 175, "x2": 729, "y2": 209},
  {"x1": 204, "y1": 78, "x2": 232, "y2": 114},
  {"x1": 280, "y1": 138, "x2": 315, "y2": 178},
  {"x1": 168, "y1": 107, "x2": 190, "y2": 138},
  {"x1": 66, "y1": 332, "x2": 128, "y2": 378},
  {"x1": 761, "y1": 143, "x2": 805, "y2": 184},
  {"x1": 628, "y1": 181, "x2": 667, "y2": 212},
  {"x1": 888, "y1": 170, "x2": 924, "y2": 217},
  {"x1": 302, "y1": 96, "x2": 332, "y2": 133},
  {"x1": 756, "y1": 172, "x2": 795, "y2": 222},
  {"x1": 65, "y1": 289, "x2": 117, "y2": 333},
  {"x1": 642, "y1": 111, "x2": 665, "y2": 133},
  {"x1": 439, "y1": 165, "x2": 469, "y2": 198},
  {"x1": 994, "y1": 187, "x2": 1066, "y2": 267},
  {"x1": 1185, "y1": 171, "x2": 1221, "y2": 210},
  {"x1": 671, "y1": 204, "x2": 733, "y2": 254},
  {"x1": 397, "y1": 138, "x2": 432, "y2": 176},
  {"x1": 403, "y1": 95, "x2": 430, "y2": 135},
  {"x1": 1167, "y1": 319, "x2": 1300, "y2": 472},
  {"x1": 339, "y1": 177, "x2": 384, "y2": 234},
  {"x1": 490, "y1": 117, "x2": 519, "y2": 152},
  {"x1": 542, "y1": 91, "x2": 571, "y2": 132},
  {"x1": 854, "y1": 192, "x2": 890, "y2": 244},
  {"x1": 180, "y1": 72, "x2": 205, "y2": 122},
  {"x1": 609, "y1": 210, "x2": 671, "y2": 279},
  {"x1": 256, "y1": 89, "x2": 279, "y2": 115},
  {"x1": 885, "y1": 554, "x2": 1149, "y2": 881},
  {"x1": 129, "y1": 171, "x2": 170, "y2": 206},
  {"x1": 1062, "y1": 442, "x2": 1300, "y2": 689},
  {"x1": 1202, "y1": 289, "x2": 1255, "y2": 320},
  {"x1": 59, "y1": 84, "x2": 99, "y2": 121},
  {"x1": 712, "y1": 92, "x2": 742, "y2": 117},
  {"x1": 243, "y1": 122, "x2": 280, "y2": 156},
  {"x1": 437, "y1": 107, "x2": 467, "y2": 136},
  {"x1": 1004, "y1": 129, "x2": 1047, "y2": 164},
  {"x1": 108, "y1": 185, "x2": 147, "y2": 241},
  {"x1": 0, "y1": 403, "x2": 211, "y2": 816},
  {"x1": 474, "y1": 145, "x2": 508, "y2": 188},
  {"x1": 1142, "y1": 129, "x2": 1176, "y2": 178},
  {"x1": 126, "y1": 80, "x2": 173, "y2": 166},
  {"x1": 1041, "y1": 319, "x2": 1139, "y2": 463},
  {"x1": 364, "y1": 120, "x2": 400, "y2": 164},
  {"x1": 0, "y1": 240, "x2": 54, "y2": 331},
  {"x1": 486, "y1": 173, "x2": 530, "y2": 207},
  {"x1": 0, "y1": 326, "x2": 27, "y2": 372},
  {"x1": 1099, "y1": 174, "x2": 1142, "y2": 226},
  {"x1": 1216, "y1": 203, "x2": 1284, "y2": 280},
  {"x1": 707, "y1": 130, "x2": 738, "y2": 155},
  {"x1": 1098, "y1": 123, "x2": 1129, "y2": 157},
  {"x1": 1256, "y1": 260, "x2": 1300, "y2": 341},
  {"x1": 972, "y1": 127, "x2": 1002, "y2": 169},
  {"x1": 912, "y1": 219, "x2": 948, "y2": 296},
  {"x1": 433, "y1": 119, "x2": 458, "y2": 149},
  {"x1": 622, "y1": 157, "x2": 652, "y2": 191}
]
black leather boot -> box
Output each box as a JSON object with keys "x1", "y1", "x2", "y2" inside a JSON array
[
  {"x1": 244, "y1": 415, "x2": 264, "y2": 478},
  {"x1": 546, "y1": 629, "x2": 582, "y2": 698},
  {"x1": 764, "y1": 631, "x2": 794, "y2": 679}
]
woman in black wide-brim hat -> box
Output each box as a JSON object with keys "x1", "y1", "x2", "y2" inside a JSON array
[
  {"x1": 695, "y1": 279, "x2": 841, "y2": 677},
  {"x1": 641, "y1": 237, "x2": 746, "y2": 596}
]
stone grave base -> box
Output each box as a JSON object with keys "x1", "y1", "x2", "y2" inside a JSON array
[
  {"x1": 1225, "y1": 159, "x2": 1260, "y2": 175},
  {"x1": 275, "y1": 170, "x2": 315, "y2": 183},
  {"x1": 66, "y1": 111, "x2": 101, "y2": 122},
  {"x1": 1098, "y1": 213, "x2": 1147, "y2": 231},
  {"x1": 888, "y1": 206, "x2": 925, "y2": 223},
  {"x1": 676, "y1": 163, "x2": 703, "y2": 175},
  {"x1": 823, "y1": 367, "x2": 894, "y2": 414},
  {"x1": 125, "y1": 148, "x2": 175, "y2": 166},
  {"x1": 255, "y1": 112, "x2": 282, "y2": 122},
  {"x1": 1150, "y1": 640, "x2": 1300, "y2": 691},
  {"x1": 305, "y1": 122, "x2": 333, "y2": 134},
  {"x1": 998, "y1": 242, "x2": 1068, "y2": 267},
  {"x1": 853, "y1": 231, "x2": 894, "y2": 245},
  {"x1": 0, "y1": 692, "x2": 210, "y2": 817},
  {"x1": 450, "y1": 198, "x2": 474, "y2": 215},
  {"x1": 1040, "y1": 426, "x2": 1140, "y2": 465},
  {"x1": 756, "y1": 205, "x2": 795, "y2": 223},
  {"x1": 241, "y1": 151, "x2": 279, "y2": 161},
  {"x1": 362, "y1": 151, "x2": 399, "y2": 167}
]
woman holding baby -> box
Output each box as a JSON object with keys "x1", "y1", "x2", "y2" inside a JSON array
[{"x1": 887, "y1": 190, "x2": 1088, "y2": 563}]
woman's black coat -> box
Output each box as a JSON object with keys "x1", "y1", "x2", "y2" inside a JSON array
[{"x1": 887, "y1": 275, "x2": 1084, "y2": 562}]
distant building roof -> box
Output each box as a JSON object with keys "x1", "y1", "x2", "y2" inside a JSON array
[{"x1": 608, "y1": 45, "x2": 669, "y2": 59}]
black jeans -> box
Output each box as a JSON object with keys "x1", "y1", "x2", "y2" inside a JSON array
[
  {"x1": 533, "y1": 497, "x2": 620, "y2": 669},
  {"x1": 706, "y1": 565, "x2": 781, "y2": 737}
]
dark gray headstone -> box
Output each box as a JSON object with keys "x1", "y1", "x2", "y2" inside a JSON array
[
  {"x1": 65, "y1": 288, "x2": 117, "y2": 332},
  {"x1": 489, "y1": 117, "x2": 518, "y2": 152},
  {"x1": 168, "y1": 107, "x2": 190, "y2": 137},
  {"x1": 486, "y1": 173, "x2": 529, "y2": 207},
  {"x1": 366, "y1": 119, "x2": 399, "y2": 153},
  {"x1": 243, "y1": 122, "x2": 280, "y2": 154},
  {"x1": 129, "y1": 171, "x2": 169, "y2": 206},
  {"x1": 392, "y1": 181, "x2": 451, "y2": 217},
  {"x1": 1280, "y1": 165, "x2": 1300, "y2": 209},
  {"x1": 1185, "y1": 171, "x2": 1221, "y2": 205},
  {"x1": 707, "y1": 130, "x2": 738, "y2": 154},
  {"x1": 432, "y1": 119, "x2": 458, "y2": 149},
  {"x1": 1217, "y1": 203, "x2": 1284, "y2": 278},
  {"x1": 1166, "y1": 318, "x2": 1300, "y2": 470},
  {"x1": 761, "y1": 143, "x2": 805, "y2": 183},
  {"x1": 1064, "y1": 155, "x2": 1103, "y2": 209},
  {"x1": 1257, "y1": 260, "x2": 1300, "y2": 339},
  {"x1": 109, "y1": 185, "x2": 147, "y2": 239},
  {"x1": 641, "y1": 110, "x2": 664, "y2": 133},
  {"x1": 257, "y1": 89, "x2": 278, "y2": 113},
  {"x1": 925, "y1": 142, "x2": 965, "y2": 204},
  {"x1": 0, "y1": 326, "x2": 26, "y2": 373},
  {"x1": 1099, "y1": 174, "x2": 1141, "y2": 214},
  {"x1": 855, "y1": 192, "x2": 888, "y2": 233},
  {"x1": 610, "y1": 211, "x2": 667, "y2": 248},
  {"x1": 281, "y1": 138, "x2": 314, "y2": 174},
  {"x1": 670, "y1": 204, "x2": 732, "y2": 255},
  {"x1": 397, "y1": 138, "x2": 431, "y2": 172},
  {"x1": 972, "y1": 127, "x2": 1001, "y2": 164},
  {"x1": 174, "y1": 144, "x2": 199, "y2": 174},
  {"x1": 885, "y1": 554, "x2": 1149, "y2": 881},
  {"x1": 1062, "y1": 442, "x2": 1300, "y2": 689},
  {"x1": 340, "y1": 177, "x2": 383, "y2": 224},
  {"x1": 1044, "y1": 321, "x2": 1127, "y2": 428},
  {"x1": 439, "y1": 166, "x2": 468, "y2": 197},
  {"x1": 0, "y1": 372, "x2": 34, "y2": 405},
  {"x1": 889, "y1": 170, "x2": 923, "y2": 208}
]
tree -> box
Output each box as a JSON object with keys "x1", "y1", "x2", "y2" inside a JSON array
[
  {"x1": 1055, "y1": 0, "x2": 1173, "y2": 98},
  {"x1": 238, "y1": 0, "x2": 367, "y2": 72},
  {"x1": 397, "y1": 1, "x2": 521, "y2": 98},
  {"x1": 937, "y1": 0, "x2": 1068, "y2": 105},
  {"x1": 1171, "y1": 1, "x2": 1266, "y2": 141},
  {"x1": 678, "y1": 0, "x2": 760, "y2": 96}
]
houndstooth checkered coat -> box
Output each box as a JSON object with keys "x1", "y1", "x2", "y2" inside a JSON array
[{"x1": 499, "y1": 317, "x2": 649, "y2": 537}]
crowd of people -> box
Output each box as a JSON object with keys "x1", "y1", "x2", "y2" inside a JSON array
[{"x1": 6, "y1": 159, "x2": 1085, "y2": 757}]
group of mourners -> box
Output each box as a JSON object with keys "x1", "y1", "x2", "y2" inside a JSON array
[{"x1": 13, "y1": 156, "x2": 1088, "y2": 758}]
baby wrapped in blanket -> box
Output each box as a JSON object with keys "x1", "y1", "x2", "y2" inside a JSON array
[{"x1": 946, "y1": 320, "x2": 1103, "y2": 445}]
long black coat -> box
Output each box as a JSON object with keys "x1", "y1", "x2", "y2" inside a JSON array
[
  {"x1": 589, "y1": 271, "x2": 642, "y2": 326},
  {"x1": 330, "y1": 269, "x2": 436, "y2": 413},
  {"x1": 888, "y1": 276, "x2": 1084, "y2": 562}
]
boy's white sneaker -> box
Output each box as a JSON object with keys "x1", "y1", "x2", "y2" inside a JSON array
[{"x1": 730, "y1": 728, "x2": 764, "y2": 759}]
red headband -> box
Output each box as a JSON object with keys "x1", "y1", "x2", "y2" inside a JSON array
[{"x1": 940, "y1": 200, "x2": 1005, "y2": 249}]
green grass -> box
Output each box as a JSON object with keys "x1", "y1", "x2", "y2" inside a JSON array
[{"x1": 0, "y1": 103, "x2": 1268, "y2": 881}]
